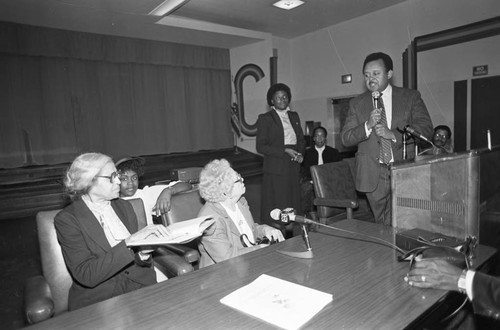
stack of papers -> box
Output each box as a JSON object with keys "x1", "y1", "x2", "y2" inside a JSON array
[{"x1": 220, "y1": 274, "x2": 333, "y2": 330}]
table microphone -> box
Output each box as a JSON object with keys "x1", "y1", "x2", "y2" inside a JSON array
[
  {"x1": 270, "y1": 208, "x2": 316, "y2": 225},
  {"x1": 270, "y1": 208, "x2": 405, "y2": 255},
  {"x1": 270, "y1": 208, "x2": 314, "y2": 258},
  {"x1": 404, "y1": 125, "x2": 434, "y2": 145}
]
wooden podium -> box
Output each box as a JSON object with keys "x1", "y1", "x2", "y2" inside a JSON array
[{"x1": 391, "y1": 151, "x2": 480, "y2": 240}]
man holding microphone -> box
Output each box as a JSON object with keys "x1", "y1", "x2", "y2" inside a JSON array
[{"x1": 341, "y1": 52, "x2": 433, "y2": 225}]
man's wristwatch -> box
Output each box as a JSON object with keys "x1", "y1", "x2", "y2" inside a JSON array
[{"x1": 457, "y1": 269, "x2": 468, "y2": 294}]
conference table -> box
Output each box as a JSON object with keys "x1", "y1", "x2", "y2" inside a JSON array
[{"x1": 28, "y1": 220, "x2": 495, "y2": 329}]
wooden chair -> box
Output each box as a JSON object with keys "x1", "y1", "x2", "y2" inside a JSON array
[
  {"x1": 310, "y1": 159, "x2": 373, "y2": 224},
  {"x1": 24, "y1": 199, "x2": 192, "y2": 325}
]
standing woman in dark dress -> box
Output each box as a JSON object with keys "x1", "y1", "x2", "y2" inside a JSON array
[{"x1": 256, "y1": 83, "x2": 306, "y2": 237}]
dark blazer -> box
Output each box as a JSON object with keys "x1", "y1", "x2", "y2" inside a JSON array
[
  {"x1": 301, "y1": 145, "x2": 342, "y2": 179},
  {"x1": 341, "y1": 86, "x2": 433, "y2": 192},
  {"x1": 256, "y1": 109, "x2": 306, "y2": 175},
  {"x1": 471, "y1": 272, "x2": 500, "y2": 319},
  {"x1": 55, "y1": 198, "x2": 156, "y2": 311}
]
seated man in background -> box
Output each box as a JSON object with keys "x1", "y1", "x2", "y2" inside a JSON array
[
  {"x1": 116, "y1": 157, "x2": 191, "y2": 225},
  {"x1": 300, "y1": 126, "x2": 342, "y2": 215},
  {"x1": 419, "y1": 125, "x2": 454, "y2": 156}
]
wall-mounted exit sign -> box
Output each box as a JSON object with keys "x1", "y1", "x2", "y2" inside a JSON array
[{"x1": 473, "y1": 65, "x2": 488, "y2": 76}]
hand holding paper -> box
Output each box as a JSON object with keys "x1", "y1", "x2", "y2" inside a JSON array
[
  {"x1": 126, "y1": 216, "x2": 215, "y2": 246},
  {"x1": 125, "y1": 224, "x2": 170, "y2": 246}
]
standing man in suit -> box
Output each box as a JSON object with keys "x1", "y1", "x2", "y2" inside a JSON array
[{"x1": 341, "y1": 52, "x2": 433, "y2": 225}]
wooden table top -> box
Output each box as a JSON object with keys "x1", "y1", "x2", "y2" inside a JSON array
[{"x1": 29, "y1": 220, "x2": 496, "y2": 330}]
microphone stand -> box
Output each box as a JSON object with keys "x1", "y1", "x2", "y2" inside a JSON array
[
  {"x1": 401, "y1": 129, "x2": 408, "y2": 160},
  {"x1": 276, "y1": 216, "x2": 406, "y2": 257},
  {"x1": 277, "y1": 225, "x2": 314, "y2": 259}
]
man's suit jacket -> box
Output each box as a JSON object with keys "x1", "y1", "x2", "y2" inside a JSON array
[
  {"x1": 472, "y1": 272, "x2": 500, "y2": 319},
  {"x1": 197, "y1": 197, "x2": 267, "y2": 268},
  {"x1": 55, "y1": 198, "x2": 156, "y2": 311},
  {"x1": 256, "y1": 109, "x2": 306, "y2": 175},
  {"x1": 301, "y1": 145, "x2": 342, "y2": 179},
  {"x1": 341, "y1": 86, "x2": 433, "y2": 192}
]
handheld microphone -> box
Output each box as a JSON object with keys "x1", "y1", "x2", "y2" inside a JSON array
[
  {"x1": 404, "y1": 125, "x2": 433, "y2": 144},
  {"x1": 372, "y1": 91, "x2": 380, "y2": 109},
  {"x1": 270, "y1": 208, "x2": 316, "y2": 225}
]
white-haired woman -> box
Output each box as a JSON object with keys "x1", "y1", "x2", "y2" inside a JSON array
[
  {"x1": 197, "y1": 159, "x2": 284, "y2": 268},
  {"x1": 55, "y1": 152, "x2": 167, "y2": 311}
]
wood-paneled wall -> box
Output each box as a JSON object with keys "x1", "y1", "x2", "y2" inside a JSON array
[{"x1": 0, "y1": 148, "x2": 262, "y2": 220}]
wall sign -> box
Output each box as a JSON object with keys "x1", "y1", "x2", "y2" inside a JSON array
[{"x1": 473, "y1": 65, "x2": 488, "y2": 76}]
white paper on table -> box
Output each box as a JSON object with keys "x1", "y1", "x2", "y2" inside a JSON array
[{"x1": 220, "y1": 274, "x2": 333, "y2": 330}]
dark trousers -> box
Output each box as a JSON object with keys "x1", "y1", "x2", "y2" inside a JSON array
[{"x1": 365, "y1": 165, "x2": 391, "y2": 226}]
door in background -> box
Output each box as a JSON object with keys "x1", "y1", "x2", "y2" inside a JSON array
[{"x1": 471, "y1": 75, "x2": 500, "y2": 149}]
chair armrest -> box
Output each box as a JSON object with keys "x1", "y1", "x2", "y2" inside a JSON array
[
  {"x1": 314, "y1": 197, "x2": 358, "y2": 209},
  {"x1": 162, "y1": 244, "x2": 200, "y2": 264},
  {"x1": 153, "y1": 247, "x2": 194, "y2": 278},
  {"x1": 24, "y1": 275, "x2": 55, "y2": 325}
]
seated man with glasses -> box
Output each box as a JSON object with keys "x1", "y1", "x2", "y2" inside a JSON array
[
  {"x1": 116, "y1": 157, "x2": 191, "y2": 225},
  {"x1": 197, "y1": 159, "x2": 285, "y2": 268},
  {"x1": 419, "y1": 125, "x2": 454, "y2": 156}
]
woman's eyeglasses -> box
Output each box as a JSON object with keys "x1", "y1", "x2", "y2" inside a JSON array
[
  {"x1": 234, "y1": 175, "x2": 244, "y2": 184},
  {"x1": 96, "y1": 171, "x2": 120, "y2": 183}
]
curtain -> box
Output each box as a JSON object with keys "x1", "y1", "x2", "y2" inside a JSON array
[{"x1": 0, "y1": 22, "x2": 233, "y2": 168}]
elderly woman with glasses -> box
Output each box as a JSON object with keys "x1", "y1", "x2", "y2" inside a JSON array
[
  {"x1": 197, "y1": 159, "x2": 284, "y2": 268},
  {"x1": 54, "y1": 152, "x2": 168, "y2": 311}
]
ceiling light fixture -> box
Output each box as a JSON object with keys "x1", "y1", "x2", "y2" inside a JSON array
[
  {"x1": 272, "y1": 0, "x2": 305, "y2": 10},
  {"x1": 149, "y1": 0, "x2": 191, "y2": 17}
]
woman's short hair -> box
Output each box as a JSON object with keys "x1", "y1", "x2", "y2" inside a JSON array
[
  {"x1": 266, "y1": 83, "x2": 292, "y2": 106},
  {"x1": 199, "y1": 159, "x2": 236, "y2": 203},
  {"x1": 64, "y1": 153, "x2": 113, "y2": 199},
  {"x1": 116, "y1": 157, "x2": 145, "y2": 177},
  {"x1": 313, "y1": 126, "x2": 327, "y2": 137}
]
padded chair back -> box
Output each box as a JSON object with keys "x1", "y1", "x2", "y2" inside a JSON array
[
  {"x1": 36, "y1": 209, "x2": 72, "y2": 316},
  {"x1": 161, "y1": 188, "x2": 204, "y2": 226},
  {"x1": 127, "y1": 198, "x2": 148, "y2": 229},
  {"x1": 311, "y1": 160, "x2": 358, "y2": 219}
]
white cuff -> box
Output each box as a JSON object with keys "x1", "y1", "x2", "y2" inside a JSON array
[
  {"x1": 365, "y1": 121, "x2": 372, "y2": 137},
  {"x1": 465, "y1": 270, "x2": 475, "y2": 300}
]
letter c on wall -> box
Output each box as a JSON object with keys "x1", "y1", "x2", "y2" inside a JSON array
[{"x1": 234, "y1": 64, "x2": 265, "y2": 137}]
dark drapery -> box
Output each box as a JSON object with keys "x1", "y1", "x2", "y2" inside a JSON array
[{"x1": 0, "y1": 22, "x2": 233, "y2": 168}]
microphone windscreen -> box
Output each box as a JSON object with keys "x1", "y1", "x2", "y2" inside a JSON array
[
  {"x1": 270, "y1": 209, "x2": 281, "y2": 220},
  {"x1": 372, "y1": 91, "x2": 380, "y2": 99}
]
